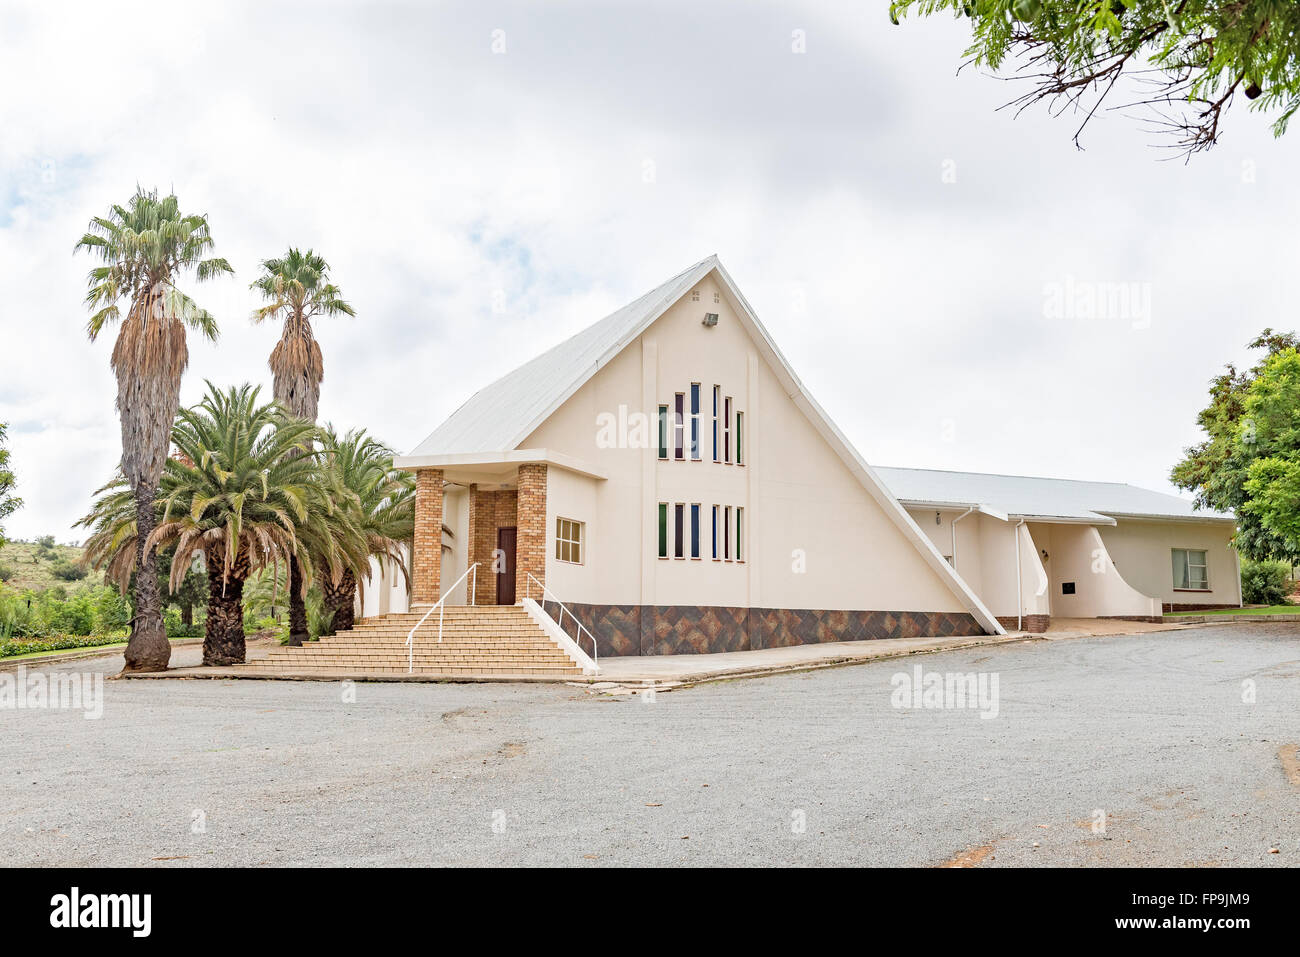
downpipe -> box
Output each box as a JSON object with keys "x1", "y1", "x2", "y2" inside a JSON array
[
  {"x1": 951, "y1": 506, "x2": 976, "y2": 572},
  {"x1": 1015, "y1": 518, "x2": 1026, "y2": 632}
]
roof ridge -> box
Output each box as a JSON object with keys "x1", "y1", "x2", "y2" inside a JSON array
[
  {"x1": 406, "y1": 254, "x2": 719, "y2": 458},
  {"x1": 478, "y1": 253, "x2": 716, "y2": 384},
  {"x1": 875, "y1": 464, "x2": 1136, "y2": 488}
]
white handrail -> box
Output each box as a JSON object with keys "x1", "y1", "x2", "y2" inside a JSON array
[
  {"x1": 525, "y1": 572, "x2": 598, "y2": 664},
  {"x1": 406, "y1": 562, "x2": 479, "y2": 673}
]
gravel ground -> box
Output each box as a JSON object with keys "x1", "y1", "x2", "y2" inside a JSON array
[{"x1": 2, "y1": 624, "x2": 1298, "y2": 867}]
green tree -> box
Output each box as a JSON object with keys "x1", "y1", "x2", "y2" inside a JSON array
[
  {"x1": 1239, "y1": 349, "x2": 1300, "y2": 554},
  {"x1": 0, "y1": 423, "x2": 20, "y2": 547},
  {"x1": 154, "y1": 543, "x2": 207, "y2": 627},
  {"x1": 1171, "y1": 329, "x2": 1299, "y2": 559},
  {"x1": 250, "y1": 248, "x2": 355, "y2": 646},
  {"x1": 81, "y1": 383, "x2": 325, "y2": 665},
  {"x1": 75, "y1": 189, "x2": 232, "y2": 671},
  {"x1": 894, "y1": 1, "x2": 1300, "y2": 154}
]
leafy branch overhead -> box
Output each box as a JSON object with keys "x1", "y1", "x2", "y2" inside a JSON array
[{"x1": 892, "y1": 1, "x2": 1300, "y2": 155}]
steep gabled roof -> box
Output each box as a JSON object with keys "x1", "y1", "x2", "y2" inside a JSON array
[
  {"x1": 410, "y1": 256, "x2": 717, "y2": 456},
  {"x1": 403, "y1": 255, "x2": 1005, "y2": 635},
  {"x1": 877, "y1": 466, "x2": 1235, "y2": 525}
]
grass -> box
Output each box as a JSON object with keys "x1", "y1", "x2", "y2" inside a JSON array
[
  {"x1": 0, "y1": 539, "x2": 104, "y2": 592},
  {"x1": 1165, "y1": 605, "x2": 1299, "y2": 617}
]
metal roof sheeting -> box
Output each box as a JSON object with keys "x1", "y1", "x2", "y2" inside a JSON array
[
  {"x1": 875, "y1": 466, "x2": 1234, "y2": 524},
  {"x1": 409, "y1": 256, "x2": 718, "y2": 456}
]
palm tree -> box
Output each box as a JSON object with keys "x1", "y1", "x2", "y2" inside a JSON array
[
  {"x1": 251, "y1": 248, "x2": 355, "y2": 645},
  {"x1": 76, "y1": 189, "x2": 232, "y2": 671},
  {"x1": 317, "y1": 427, "x2": 414, "y2": 634},
  {"x1": 81, "y1": 383, "x2": 326, "y2": 665}
]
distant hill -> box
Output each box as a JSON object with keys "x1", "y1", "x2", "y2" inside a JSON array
[{"x1": 0, "y1": 539, "x2": 106, "y2": 593}]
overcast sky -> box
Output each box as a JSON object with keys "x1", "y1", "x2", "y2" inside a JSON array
[{"x1": 2, "y1": 0, "x2": 1296, "y2": 542}]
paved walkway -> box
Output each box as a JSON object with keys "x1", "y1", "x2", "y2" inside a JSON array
[
  {"x1": 588, "y1": 617, "x2": 1195, "y2": 688},
  {"x1": 116, "y1": 617, "x2": 1199, "y2": 690}
]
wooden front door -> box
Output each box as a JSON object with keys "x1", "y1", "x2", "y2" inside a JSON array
[{"x1": 496, "y1": 526, "x2": 517, "y2": 605}]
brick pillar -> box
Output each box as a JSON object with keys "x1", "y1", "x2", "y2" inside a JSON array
[
  {"x1": 411, "y1": 469, "x2": 444, "y2": 605},
  {"x1": 515, "y1": 463, "x2": 547, "y2": 603},
  {"x1": 467, "y1": 483, "x2": 494, "y2": 606}
]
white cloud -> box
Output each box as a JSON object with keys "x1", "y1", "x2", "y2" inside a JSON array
[{"x1": 1, "y1": 0, "x2": 1297, "y2": 541}]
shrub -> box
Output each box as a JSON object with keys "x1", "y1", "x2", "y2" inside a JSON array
[
  {"x1": 93, "y1": 588, "x2": 131, "y2": 633},
  {"x1": 1241, "y1": 558, "x2": 1291, "y2": 606},
  {"x1": 163, "y1": 605, "x2": 202, "y2": 638},
  {"x1": 0, "y1": 583, "x2": 132, "y2": 639},
  {"x1": 50, "y1": 559, "x2": 87, "y2": 582},
  {"x1": 0, "y1": 633, "x2": 129, "y2": 659}
]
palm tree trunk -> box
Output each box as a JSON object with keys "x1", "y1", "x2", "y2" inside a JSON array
[
  {"x1": 324, "y1": 570, "x2": 356, "y2": 635},
  {"x1": 287, "y1": 555, "x2": 309, "y2": 646},
  {"x1": 123, "y1": 481, "x2": 171, "y2": 672},
  {"x1": 204, "y1": 547, "x2": 248, "y2": 665}
]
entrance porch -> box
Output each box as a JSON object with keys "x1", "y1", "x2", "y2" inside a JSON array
[{"x1": 410, "y1": 460, "x2": 549, "y2": 608}]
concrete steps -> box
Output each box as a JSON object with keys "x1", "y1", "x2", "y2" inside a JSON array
[{"x1": 241, "y1": 604, "x2": 584, "y2": 677}]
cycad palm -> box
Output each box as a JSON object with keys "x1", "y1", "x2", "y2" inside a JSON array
[
  {"x1": 76, "y1": 189, "x2": 232, "y2": 671},
  {"x1": 251, "y1": 248, "x2": 354, "y2": 645},
  {"x1": 318, "y1": 427, "x2": 414, "y2": 634},
  {"x1": 81, "y1": 383, "x2": 325, "y2": 665}
]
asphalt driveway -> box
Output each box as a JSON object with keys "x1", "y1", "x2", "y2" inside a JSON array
[{"x1": 2, "y1": 624, "x2": 1297, "y2": 866}]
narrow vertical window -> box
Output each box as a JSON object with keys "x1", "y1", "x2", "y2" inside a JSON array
[
  {"x1": 657, "y1": 405, "x2": 668, "y2": 459},
  {"x1": 690, "y1": 504, "x2": 700, "y2": 558},
  {"x1": 724, "y1": 397, "x2": 732, "y2": 462},
  {"x1": 735, "y1": 412, "x2": 743, "y2": 465},
  {"x1": 674, "y1": 503, "x2": 685, "y2": 558},
  {"x1": 674, "y1": 393, "x2": 685, "y2": 460},
  {"x1": 690, "y1": 383, "x2": 701, "y2": 460},
  {"x1": 658, "y1": 503, "x2": 667, "y2": 558},
  {"x1": 711, "y1": 505, "x2": 719, "y2": 559},
  {"x1": 724, "y1": 506, "x2": 732, "y2": 560},
  {"x1": 712, "y1": 385, "x2": 721, "y2": 462},
  {"x1": 736, "y1": 507, "x2": 743, "y2": 561}
]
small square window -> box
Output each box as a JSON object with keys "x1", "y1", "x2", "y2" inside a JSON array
[
  {"x1": 691, "y1": 290, "x2": 700, "y2": 302},
  {"x1": 555, "y1": 517, "x2": 584, "y2": 564},
  {"x1": 1062, "y1": 581, "x2": 1076, "y2": 595}
]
